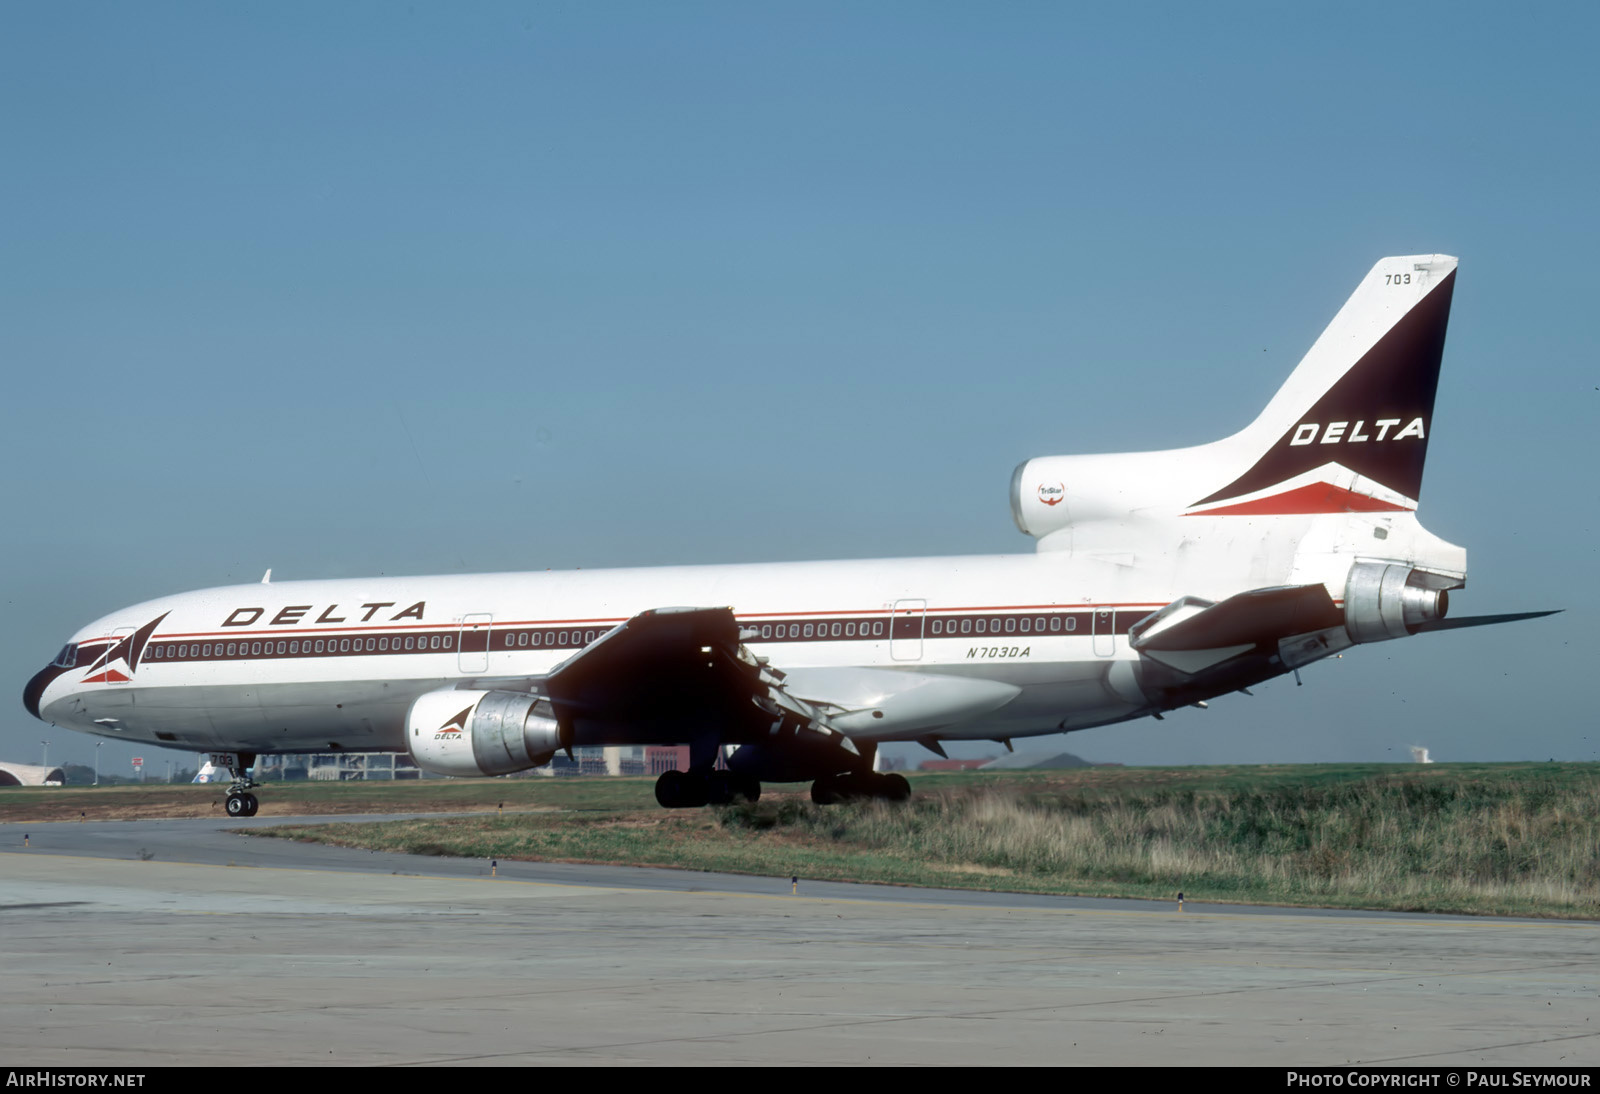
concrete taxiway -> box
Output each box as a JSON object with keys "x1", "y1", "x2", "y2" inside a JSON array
[{"x1": 2, "y1": 815, "x2": 1597, "y2": 1066}]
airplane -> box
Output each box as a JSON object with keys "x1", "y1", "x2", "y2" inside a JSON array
[{"x1": 24, "y1": 255, "x2": 1555, "y2": 817}]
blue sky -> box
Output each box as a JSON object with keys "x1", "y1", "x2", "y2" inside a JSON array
[{"x1": 3, "y1": 3, "x2": 1596, "y2": 774}]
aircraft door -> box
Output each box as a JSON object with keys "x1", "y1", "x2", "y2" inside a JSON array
[
  {"x1": 1093, "y1": 609, "x2": 1115, "y2": 657},
  {"x1": 107, "y1": 626, "x2": 135, "y2": 684},
  {"x1": 458, "y1": 614, "x2": 492, "y2": 674},
  {"x1": 890, "y1": 599, "x2": 926, "y2": 662}
]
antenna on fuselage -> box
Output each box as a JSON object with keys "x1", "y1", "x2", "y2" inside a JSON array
[{"x1": 261, "y1": 569, "x2": 272, "y2": 584}]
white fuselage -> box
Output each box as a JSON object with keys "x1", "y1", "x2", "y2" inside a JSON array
[{"x1": 30, "y1": 549, "x2": 1232, "y2": 756}]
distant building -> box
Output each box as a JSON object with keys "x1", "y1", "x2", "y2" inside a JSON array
[
  {"x1": 255, "y1": 753, "x2": 421, "y2": 781},
  {"x1": 535, "y1": 746, "x2": 720, "y2": 777},
  {"x1": 0, "y1": 762, "x2": 66, "y2": 787}
]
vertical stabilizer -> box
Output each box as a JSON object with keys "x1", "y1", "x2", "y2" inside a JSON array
[{"x1": 1188, "y1": 255, "x2": 1457, "y2": 515}]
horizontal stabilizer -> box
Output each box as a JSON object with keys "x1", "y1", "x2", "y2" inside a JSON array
[
  {"x1": 1413, "y1": 610, "x2": 1562, "y2": 633},
  {"x1": 1132, "y1": 585, "x2": 1345, "y2": 652}
]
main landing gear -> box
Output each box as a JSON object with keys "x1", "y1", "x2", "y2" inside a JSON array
[
  {"x1": 810, "y1": 771, "x2": 911, "y2": 805},
  {"x1": 222, "y1": 751, "x2": 261, "y2": 818},
  {"x1": 655, "y1": 770, "x2": 762, "y2": 808}
]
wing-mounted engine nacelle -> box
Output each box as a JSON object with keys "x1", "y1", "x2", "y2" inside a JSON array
[
  {"x1": 406, "y1": 688, "x2": 564, "y2": 778},
  {"x1": 1342, "y1": 561, "x2": 1450, "y2": 644}
]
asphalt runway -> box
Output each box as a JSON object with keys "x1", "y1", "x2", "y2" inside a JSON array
[{"x1": 2, "y1": 815, "x2": 1597, "y2": 1066}]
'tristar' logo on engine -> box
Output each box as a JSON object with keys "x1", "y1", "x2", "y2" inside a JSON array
[
  {"x1": 435, "y1": 706, "x2": 473, "y2": 740},
  {"x1": 1037, "y1": 482, "x2": 1065, "y2": 507}
]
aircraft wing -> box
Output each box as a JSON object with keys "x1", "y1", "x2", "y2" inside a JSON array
[
  {"x1": 542, "y1": 606, "x2": 853, "y2": 752},
  {"x1": 1412, "y1": 610, "x2": 1561, "y2": 633},
  {"x1": 540, "y1": 606, "x2": 1021, "y2": 755}
]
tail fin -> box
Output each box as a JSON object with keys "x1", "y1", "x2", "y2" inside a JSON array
[{"x1": 1188, "y1": 255, "x2": 1457, "y2": 515}]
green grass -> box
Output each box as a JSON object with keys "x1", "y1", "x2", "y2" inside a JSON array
[
  {"x1": 0, "y1": 775, "x2": 660, "y2": 822},
  {"x1": 247, "y1": 763, "x2": 1600, "y2": 919}
]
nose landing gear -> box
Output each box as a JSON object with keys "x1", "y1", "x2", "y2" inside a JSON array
[{"x1": 219, "y1": 752, "x2": 261, "y2": 818}]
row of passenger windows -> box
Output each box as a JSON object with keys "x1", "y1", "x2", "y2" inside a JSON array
[
  {"x1": 146, "y1": 634, "x2": 456, "y2": 660},
  {"x1": 929, "y1": 615, "x2": 1078, "y2": 635},
  {"x1": 737, "y1": 615, "x2": 1089, "y2": 640},
  {"x1": 138, "y1": 612, "x2": 1123, "y2": 664},
  {"x1": 502, "y1": 629, "x2": 606, "y2": 648},
  {"x1": 758, "y1": 621, "x2": 885, "y2": 640}
]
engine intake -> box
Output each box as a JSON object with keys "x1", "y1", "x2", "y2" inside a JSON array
[
  {"x1": 407, "y1": 688, "x2": 564, "y2": 777},
  {"x1": 1343, "y1": 561, "x2": 1449, "y2": 644}
]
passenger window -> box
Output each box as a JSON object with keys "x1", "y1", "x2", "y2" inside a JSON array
[
  {"x1": 1005, "y1": 618, "x2": 1015, "y2": 633},
  {"x1": 975, "y1": 620, "x2": 985, "y2": 635},
  {"x1": 803, "y1": 624, "x2": 813, "y2": 638}
]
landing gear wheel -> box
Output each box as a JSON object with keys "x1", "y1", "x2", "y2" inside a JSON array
[
  {"x1": 222, "y1": 752, "x2": 262, "y2": 818},
  {"x1": 877, "y1": 773, "x2": 911, "y2": 803},
  {"x1": 654, "y1": 770, "x2": 710, "y2": 809},
  {"x1": 810, "y1": 775, "x2": 847, "y2": 806},
  {"x1": 702, "y1": 772, "x2": 761, "y2": 805},
  {"x1": 811, "y1": 772, "x2": 911, "y2": 805},
  {"x1": 706, "y1": 773, "x2": 737, "y2": 806}
]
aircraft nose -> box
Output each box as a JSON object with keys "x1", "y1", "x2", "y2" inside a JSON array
[{"x1": 23, "y1": 665, "x2": 61, "y2": 721}]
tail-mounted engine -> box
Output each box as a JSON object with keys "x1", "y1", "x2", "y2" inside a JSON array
[
  {"x1": 1120, "y1": 558, "x2": 1456, "y2": 714},
  {"x1": 406, "y1": 688, "x2": 565, "y2": 777},
  {"x1": 1342, "y1": 561, "x2": 1450, "y2": 644}
]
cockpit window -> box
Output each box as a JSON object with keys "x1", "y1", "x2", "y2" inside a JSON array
[{"x1": 52, "y1": 643, "x2": 78, "y2": 668}]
